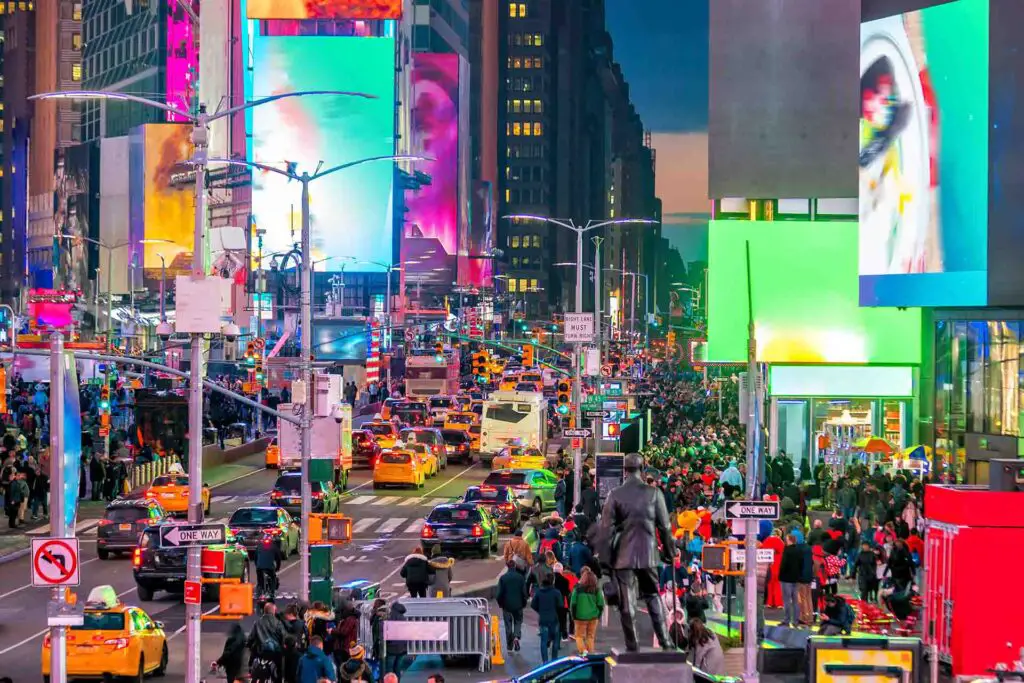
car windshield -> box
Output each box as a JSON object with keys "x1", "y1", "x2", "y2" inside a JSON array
[
  {"x1": 428, "y1": 507, "x2": 481, "y2": 523},
  {"x1": 353, "y1": 432, "x2": 373, "y2": 445},
  {"x1": 229, "y1": 509, "x2": 278, "y2": 525},
  {"x1": 367, "y1": 424, "x2": 396, "y2": 436},
  {"x1": 485, "y1": 403, "x2": 531, "y2": 424},
  {"x1": 483, "y1": 472, "x2": 527, "y2": 486},
  {"x1": 406, "y1": 443, "x2": 429, "y2": 454},
  {"x1": 522, "y1": 374, "x2": 542, "y2": 383},
  {"x1": 469, "y1": 425, "x2": 482, "y2": 435},
  {"x1": 515, "y1": 384, "x2": 536, "y2": 392},
  {"x1": 73, "y1": 612, "x2": 126, "y2": 631},
  {"x1": 429, "y1": 398, "x2": 452, "y2": 408},
  {"x1": 381, "y1": 452, "x2": 412, "y2": 465},
  {"x1": 441, "y1": 430, "x2": 470, "y2": 444},
  {"x1": 104, "y1": 507, "x2": 149, "y2": 523},
  {"x1": 447, "y1": 414, "x2": 474, "y2": 424},
  {"x1": 465, "y1": 487, "x2": 505, "y2": 502},
  {"x1": 275, "y1": 477, "x2": 321, "y2": 493},
  {"x1": 152, "y1": 476, "x2": 189, "y2": 487},
  {"x1": 401, "y1": 430, "x2": 435, "y2": 444}
]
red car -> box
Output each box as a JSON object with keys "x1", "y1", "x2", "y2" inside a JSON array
[{"x1": 352, "y1": 429, "x2": 382, "y2": 469}]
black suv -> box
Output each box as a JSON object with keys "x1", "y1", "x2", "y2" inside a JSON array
[
  {"x1": 97, "y1": 499, "x2": 168, "y2": 560},
  {"x1": 132, "y1": 524, "x2": 250, "y2": 602}
]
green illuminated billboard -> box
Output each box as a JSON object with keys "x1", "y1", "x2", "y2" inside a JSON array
[{"x1": 707, "y1": 220, "x2": 922, "y2": 365}]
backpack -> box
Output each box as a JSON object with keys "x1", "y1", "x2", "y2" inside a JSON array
[{"x1": 539, "y1": 537, "x2": 559, "y2": 557}]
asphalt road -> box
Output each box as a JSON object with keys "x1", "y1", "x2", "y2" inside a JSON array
[{"x1": 0, "y1": 450, "x2": 510, "y2": 682}]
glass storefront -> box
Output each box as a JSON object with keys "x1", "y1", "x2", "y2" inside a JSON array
[{"x1": 934, "y1": 318, "x2": 1024, "y2": 480}]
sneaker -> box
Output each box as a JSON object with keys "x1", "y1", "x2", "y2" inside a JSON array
[{"x1": 513, "y1": 638, "x2": 520, "y2": 651}]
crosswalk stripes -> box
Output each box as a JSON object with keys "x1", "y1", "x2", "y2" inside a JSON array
[
  {"x1": 27, "y1": 519, "x2": 98, "y2": 536},
  {"x1": 370, "y1": 496, "x2": 400, "y2": 506},
  {"x1": 403, "y1": 519, "x2": 424, "y2": 534},
  {"x1": 345, "y1": 496, "x2": 373, "y2": 505},
  {"x1": 352, "y1": 517, "x2": 380, "y2": 533},
  {"x1": 427, "y1": 497, "x2": 453, "y2": 506},
  {"x1": 397, "y1": 497, "x2": 422, "y2": 507},
  {"x1": 376, "y1": 517, "x2": 406, "y2": 534}
]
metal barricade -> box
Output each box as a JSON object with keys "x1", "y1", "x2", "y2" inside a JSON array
[{"x1": 357, "y1": 598, "x2": 492, "y2": 672}]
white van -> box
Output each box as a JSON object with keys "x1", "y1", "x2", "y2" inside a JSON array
[{"x1": 480, "y1": 390, "x2": 548, "y2": 464}]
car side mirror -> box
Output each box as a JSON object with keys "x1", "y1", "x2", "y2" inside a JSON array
[{"x1": 153, "y1": 621, "x2": 163, "y2": 630}]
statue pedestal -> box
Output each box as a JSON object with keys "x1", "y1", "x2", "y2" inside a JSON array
[{"x1": 609, "y1": 649, "x2": 695, "y2": 683}]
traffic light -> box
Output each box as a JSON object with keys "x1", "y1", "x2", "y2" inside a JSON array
[
  {"x1": 245, "y1": 341, "x2": 256, "y2": 366},
  {"x1": 434, "y1": 341, "x2": 445, "y2": 362},
  {"x1": 606, "y1": 422, "x2": 621, "y2": 438},
  {"x1": 556, "y1": 379, "x2": 571, "y2": 415},
  {"x1": 99, "y1": 384, "x2": 111, "y2": 412},
  {"x1": 522, "y1": 344, "x2": 534, "y2": 367},
  {"x1": 473, "y1": 351, "x2": 490, "y2": 383},
  {"x1": 254, "y1": 353, "x2": 264, "y2": 383},
  {"x1": 667, "y1": 330, "x2": 676, "y2": 348}
]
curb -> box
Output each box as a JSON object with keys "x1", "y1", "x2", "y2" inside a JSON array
[
  {"x1": 453, "y1": 578, "x2": 498, "y2": 600},
  {"x1": 0, "y1": 544, "x2": 30, "y2": 565}
]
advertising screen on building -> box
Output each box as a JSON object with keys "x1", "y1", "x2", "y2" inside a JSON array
[
  {"x1": 247, "y1": 0, "x2": 401, "y2": 19},
  {"x1": 313, "y1": 320, "x2": 369, "y2": 361},
  {"x1": 858, "y1": 0, "x2": 989, "y2": 306},
  {"x1": 404, "y1": 53, "x2": 460, "y2": 288},
  {"x1": 707, "y1": 220, "x2": 922, "y2": 365},
  {"x1": 130, "y1": 123, "x2": 195, "y2": 279},
  {"x1": 252, "y1": 36, "x2": 396, "y2": 271}
]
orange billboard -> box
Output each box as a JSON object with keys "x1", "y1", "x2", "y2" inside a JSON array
[
  {"x1": 131, "y1": 123, "x2": 195, "y2": 281},
  {"x1": 246, "y1": 0, "x2": 402, "y2": 19}
]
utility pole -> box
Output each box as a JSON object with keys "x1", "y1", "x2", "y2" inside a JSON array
[
  {"x1": 743, "y1": 241, "x2": 761, "y2": 683},
  {"x1": 591, "y1": 236, "x2": 604, "y2": 461},
  {"x1": 48, "y1": 331, "x2": 66, "y2": 683},
  {"x1": 299, "y1": 173, "x2": 313, "y2": 602},
  {"x1": 572, "y1": 226, "x2": 584, "y2": 510}
]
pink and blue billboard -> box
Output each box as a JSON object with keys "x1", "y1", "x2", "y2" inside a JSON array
[
  {"x1": 166, "y1": 0, "x2": 198, "y2": 121},
  {"x1": 403, "y1": 53, "x2": 460, "y2": 288}
]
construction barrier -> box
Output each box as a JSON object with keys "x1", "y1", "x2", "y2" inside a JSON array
[
  {"x1": 358, "y1": 597, "x2": 492, "y2": 672},
  {"x1": 125, "y1": 455, "x2": 181, "y2": 492}
]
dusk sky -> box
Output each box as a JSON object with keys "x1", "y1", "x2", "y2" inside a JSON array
[{"x1": 606, "y1": 0, "x2": 710, "y2": 263}]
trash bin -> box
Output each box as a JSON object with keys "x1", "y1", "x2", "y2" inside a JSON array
[
  {"x1": 310, "y1": 544, "x2": 333, "y2": 579},
  {"x1": 310, "y1": 578, "x2": 333, "y2": 605}
]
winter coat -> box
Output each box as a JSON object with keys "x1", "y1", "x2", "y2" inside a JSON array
[
  {"x1": 255, "y1": 543, "x2": 281, "y2": 571},
  {"x1": 428, "y1": 555, "x2": 455, "y2": 597},
  {"x1": 305, "y1": 609, "x2": 335, "y2": 655},
  {"x1": 503, "y1": 536, "x2": 534, "y2": 566},
  {"x1": 526, "y1": 562, "x2": 554, "y2": 595},
  {"x1": 778, "y1": 544, "x2": 804, "y2": 584},
  {"x1": 531, "y1": 584, "x2": 563, "y2": 626},
  {"x1": 400, "y1": 553, "x2": 434, "y2": 587},
  {"x1": 296, "y1": 645, "x2": 336, "y2": 683},
  {"x1": 569, "y1": 585, "x2": 605, "y2": 621},
  {"x1": 496, "y1": 568, "x2": 528, "y2": 612},
  {"x1": 248, "y1": 613, "x2": 287, "y2": 655},
  {"x1": 385, "y1": 602, "x2": 408, "y2": 656},
  {"x1": 216, "y1": 625, "x2": 248, "y2": 681},
  {"x1": 331, "y1": 607, "x2": 360, "y2": 655},
  {"x1": 692, "y1": 635, "x2": 726, "y2": 675},
  {"x1": 566, "y1": 541, "x2": 593, "y2": 576},
  {"x1": 338, "y1": 658, "x2": 375, "y2": 683}
]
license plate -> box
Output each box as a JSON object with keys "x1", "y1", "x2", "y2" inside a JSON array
[
  {"x1": 440, "y1": 529, "x2": 462, "y2": 538},
  {"x1": 161, "y1": 493, "x2": 175, "y2": 499},
  {"x1": 119, "y1": 524, "x2": 132, "y2": 531}
]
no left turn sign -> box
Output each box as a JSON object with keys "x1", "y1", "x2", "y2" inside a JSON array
[{"x1": 32, "y1": 538, "x2": 81, "y2": 587}]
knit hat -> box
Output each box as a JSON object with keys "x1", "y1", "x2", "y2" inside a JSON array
[{"x1": 349, "y1": 644, "x2": 365, "y2": 659}]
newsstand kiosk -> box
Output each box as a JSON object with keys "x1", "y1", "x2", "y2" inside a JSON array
[{"x1": 924, "y1": 461, "x2": 1024, "y2": 680}]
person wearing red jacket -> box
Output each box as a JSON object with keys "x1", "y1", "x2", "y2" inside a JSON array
[{"x1": 762, "y1": 529, "x2": 785, "y2": 608}]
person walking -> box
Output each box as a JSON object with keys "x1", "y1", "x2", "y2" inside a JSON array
[
  {"x1": 568, "y1": 566, "x2": 604, "y2": 655},
  {"x1": 296, "y1": 636, "x2": 336, "y2": 683},
  {"x1": 496, "y1": 560, "x2": 528, "y2": 652},
  {"x1": 213, "y1": 623, "x2": 248, "y2": 683},
  {"x1": 778, "y1": 533, "x2": 803, "y2": 628},
  {"x1": 248, "y1": 601, "x2": 288, "y2": 683},
  {"x1": 427, "y1": 546, "x2": 455, "y2": 597},
  {"x1": 383, "y1": 601, "x2": 410, "y2": 679},
  {"x1": 400, "y1": 547, "x2": 434, "y2": 598},
  {"x1": 763, "y1": 529, "x2": 785, "y2": 608},
  {"x1": 530, "y1": 574, "x2": 563, "y2": 663}
]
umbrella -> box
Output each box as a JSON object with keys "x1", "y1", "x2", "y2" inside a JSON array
[
  {"x1": 853, "y1": 437, "x2": 894, "y2": 455},
  {"x1": 903, "y1": 444, "x2": 932, "y2": 460}
]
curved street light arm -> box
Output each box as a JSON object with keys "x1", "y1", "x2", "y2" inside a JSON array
[
  {"x1": 206, "y1": 156, "x2": 297, "y2": 181},
  {"x1": 28, "y1": 91, "x2": 193, "y2": 121},
  {"x1": 209, "y1": 90, "x2": 377, "y2": 123},
  {"x1": 312, "y1": 154, "x2": 427, "y2": 181},
  {"x1": 583, "y1": 218, "x2": 657, "y2": 232}
]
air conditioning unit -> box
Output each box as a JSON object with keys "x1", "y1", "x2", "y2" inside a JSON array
[{"x1": 314, "y1": 374, "x2": 343, "y2": 417}]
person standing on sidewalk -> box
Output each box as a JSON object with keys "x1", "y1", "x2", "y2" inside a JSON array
[
  {"x1": 496, "y1": 560, "x2": 528, "y2": 652},
  {"x1": 530, "y1": 574, "x2": 563, "y2": 663},
  {"x1": 569, "y1": 567, "x2": 604, "y2": 655},
  {"x1": 778, "y1": 533, "x2": 803, "y2": 627},
  {"x1": 399, "y1": 547, "x2": 434, "y2": 598}
]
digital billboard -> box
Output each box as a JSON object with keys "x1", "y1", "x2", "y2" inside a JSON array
[
  {"x1": 252, "y1": 36, "x2": 396, "y2": 271},
  {"x1": 166, "y1": 0, "x2": 198, "y2": 122},
  {"x1": 129, "y1": 123, "x2": 195, "y2": 279},
  {"x1": 247, "y1": 0, "x2": 401, "y2": 19},
  {"x1": 404, "y1": 53, "x2": 460, "y2": 288},
  {"x1": 313, "y1": 320, "x2": 369, "y2": 361},
  {"x1": 707, "y1": 220, "x2": 922, "y2": 365},
  {"x1": 858, "y1": 0, "x2": 989, "y2": 306}
]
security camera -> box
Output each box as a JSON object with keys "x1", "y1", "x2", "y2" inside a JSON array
[
  {"x1": 221, "y1": 322, "x2": 240, "y2": 343},
  {"x1": 156, "y1": 321, "x2": 174, "y2": 342},
  {"x1": 330, "y1": 404, "x2": 346, "y2": 424}
]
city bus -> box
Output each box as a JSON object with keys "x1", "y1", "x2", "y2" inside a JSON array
[
  {"x1": 479, "y1": 390, "x2": 548, "y2": 464},
  {"x1": 405, "y1": 352, "x2": 460, "y2": 399}
]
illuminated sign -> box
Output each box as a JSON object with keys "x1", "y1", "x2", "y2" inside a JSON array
[{"x1": 247, "y1": 0, "x2": 402, "y2": 19}]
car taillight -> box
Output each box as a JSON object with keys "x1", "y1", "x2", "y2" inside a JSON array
[
  {"x1": 472, "y1": 525, "x2": 484, "y2": 537},
  {"x1": 499, "y1": 503, "x2": 516, "y2": 512},
  {"x1": 270, "y1": 491, "x2": 281, "y2": 498},
  {"x1": 421, "y1": 526, "x2": 435, "y2": 538},
  {"x1": 311, "y1": 491, "x2": 323, "y2": 499},
  {"x1": 43, "y1": 634, "x2": 51, "y2": 648},
  {"x1": 132, "y1": 548, "x2": 142, "y2": 567},
  {"x1": 513, "y1": 485, "x2": 530, "y2": 491},
  {"x1": 265, "y1": 527, "x2": 283, "y2": 535},
  {"x1": 98, "y1": 518, "x2": 113, "y2": 526},
  {"x1": 104, "y1": 638, "x2": 130, "y2": 649}
]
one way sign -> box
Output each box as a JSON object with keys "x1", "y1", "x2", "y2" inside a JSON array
[
  {"x1": 724, "y1": 501, "x2": 780, "y2": 521},
  {"x1": 159, "y1": 523, "x2": 227, "y2": 548}
]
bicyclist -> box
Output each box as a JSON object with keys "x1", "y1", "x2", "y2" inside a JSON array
[{"x1": 256, "y1": 534, "x2": 281, "y2": 600}]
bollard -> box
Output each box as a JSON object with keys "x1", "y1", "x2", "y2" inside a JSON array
[{"x1": 490, "y1": 615, "x2": 505, "y2": 666}]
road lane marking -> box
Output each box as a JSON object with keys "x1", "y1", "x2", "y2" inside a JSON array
[
  {"x1": 0, "y1": 555, "x2": 101, "y2": 600},
  {"x1": 169, "y1": 605, "x2": 221, "y2": 639},
  {"x1": 352, "y1": 517, "x2": 380, "y2": 533},
  {"x1": 370, "y1": 496, "x2": 400, "y2": 506},
  {"x1": 213, "y1": 495, "x2": 237, "y2": 504},
  {"x1": 346, "y1": 496, "x2": 373, "y2": 505},
  {"x1": 420, "y1": 461, "x2": 479, "y2": 499},
  {"x1": 398, "y1": 497, "x2": 422, "y2": 506},
  {"x1": 376, "y1": 518, "x2": 405, "y2": 534},
  {"x1": 428, "y1": 497, "x2": 452, "y2": 506},
  {"x1": 212, "y1": 466, "x2": 268, "y2": 488},
  {"x1": 404, "y1": 519, "x2": 424, "y2": 534},
  {"x1": 0, "y1": 586, "x2": 136, "y2": 654}
]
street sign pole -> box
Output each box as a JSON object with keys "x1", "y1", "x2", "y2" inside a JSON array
[
  {"x1": 743, "y1": 241, "x2": 760, "y2": 683},
  {"x1": 572, "y1": 226, "x2": 584, "y2": 512},
  {"x1": 48, "y1": 331, "x2": 67, "y2": 683}
]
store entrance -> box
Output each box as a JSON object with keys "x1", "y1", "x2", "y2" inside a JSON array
[{"x1": 777, "y1": 400, "x2": 809, "y2": 477}]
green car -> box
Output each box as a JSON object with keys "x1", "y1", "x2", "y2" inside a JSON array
[
  {"x1": 227, "y1": 506, "x2": 301, "y2": 559},
  {"x1": 271, "y1": 473, "x2": 343, "y2": 514},
  {"x1": 133, "y1": 525, "x2": 250, "y2": 602}
]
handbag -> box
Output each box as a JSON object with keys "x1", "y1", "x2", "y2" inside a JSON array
[{"x1": 601, "y1": 578, "x2": 619, "y2": 608}]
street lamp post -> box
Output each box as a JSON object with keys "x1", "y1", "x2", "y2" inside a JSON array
[
  {"x1": 604, "y1": 267, "x2": 650, "y2": 349},
  {"x1": 504, "y1": 215, "x2": 656, "y2": 509},
  {"x1": 207, "y1": 155, "x2": 422, "y2": 602},
  {"x1": 34, "y1": 88, "x2": 375, "y2": 683}
]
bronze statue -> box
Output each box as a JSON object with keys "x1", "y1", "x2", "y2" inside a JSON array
[{"x1": 596, "y1": 452, "x2": 678, "y2": 651}]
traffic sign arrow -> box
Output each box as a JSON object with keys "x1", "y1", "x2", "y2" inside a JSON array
[
  {"x1": 159, "y1": 523, "x2": 227, "y2": 548},
  {"x1": 563, "y1": 428, "x2": 592, "y2": 438},
  {"x1": 724, "y1": 501, "x2": 780, "y2": 520}
]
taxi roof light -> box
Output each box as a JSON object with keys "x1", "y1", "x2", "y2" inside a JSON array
[{"x1": 85, "y1": 585, "x2": 121, "y2": 610}]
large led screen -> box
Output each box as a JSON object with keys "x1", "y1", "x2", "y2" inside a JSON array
[
  {"x1": 247, "y1": 0, "x2": 401, "y2": 19},
  {"x1": 313, "y1": 321, "x2": 369, "y2": 361},
  {"x1": 708, "y1": 220, "x2": 922, "y2": 365},
  {"x1": 858, "y1": 0, "x2": 989, "y2": 306},
  {"x1": 403, "y1": 54, "x2": 460, "y2": 288},
  {"x1": 252, "y1": 36, "x2": 396, "y2": 271},
  {"x1": 129, "y1": 123, "x2": 195, "y2": 279}
]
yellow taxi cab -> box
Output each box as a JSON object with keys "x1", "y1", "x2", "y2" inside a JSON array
[
  {"x1": 265, "y1": 437, "x2": 280, "y2": 468},
  {"x1": 499, "y1": 374, "x2": 520, "y2": 391},
  {"x1": 364, "y1": 421, "x2": 401, "y2": 449},
  {"x1": 42, "y1": 585, "x2": 168, "y2": 682},
  {"x1": 144, "y1": 472, "x2": 210, "y2": 516},
  {"x1": 469, "y1": 423, "x2": 482, "y2": 451},
  {"x1": 406, "y1": 442, "x2": 439, "y2": 478},
  {"x1": 519, "y1": 372, "x2": 544, "y2": 392},
  {"x1": 444, "y1": 411, "x2": 478, "y2": 432},
  {"x1": 373, "y1": 449, "x2": 425, "y2": 489},
  {"x1": 491, "y1": 445, "x2": 547, "y2": 470},
  {"x1": 453, "y1": 395, "x2": 472, "y2": 412},
  {"x1": 381, "y1": 397, "x2": 404, "y2": 420}
]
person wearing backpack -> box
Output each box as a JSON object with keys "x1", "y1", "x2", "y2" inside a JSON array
[
  {"x1": 296, "y1": 636, "x2": 336, "y2": 683},
  {"x1": 568, "y1": 567, "x2": 604, "y2": 654},
  {"x1": 248, "y1": 601, "x2": 288, "y2": 683}
]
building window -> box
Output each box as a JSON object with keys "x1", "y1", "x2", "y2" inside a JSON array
[
  {"x1": 534, "y1": 99, "x2": 543, "y2": 113},
  {"x1": 72, "y1": 63, "x2": 82, "y2": 81},
  {"x1": 530, "y1": 279, "x2": 539, "y2": 290},
  {"x1": 532, "y1": 122, "x2": 542, "y2": 136},
  {"x1": 508, "y1": 279, "x2": 518, "y2": 293},
  {"x1": 512, "y1": 57, "x2": 521, "y2": 69},
  {"x1": 512, "y1": 121, "x2": 522, "y2": 136},
  {"x1": 73, "y1": 2, "x2": 81, "y2": 20},
  {"x1": 532, "y1": 57, "x2": 543, "y2": 68},
  {"x1": 523, "y1": 100, "x2": 532, "y2": 114},
  {"x1": 533, "y1": 33, "x2": 543, "y2": 46},
  {"x1": 509, "y1": 2, "x2": 526, "y2": 18},
  {"x1": 511, "y1": 257, "x2": 520, "y2": 268},
  {"x1": 513, "y1": 99, "x2": 522, "y2": 113},
  {"x1": 505, "y1": 189, "x2": 511, "y2": 202},
  {"x1": 72, "y1": 33, "x2": 81, "y2": 49},
  {"x1": 511, "y1": 236, "x2": 520, "y2": 248},
  {"x1": 532, "y1": 235, "x2": 541, "y2": 248}
]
